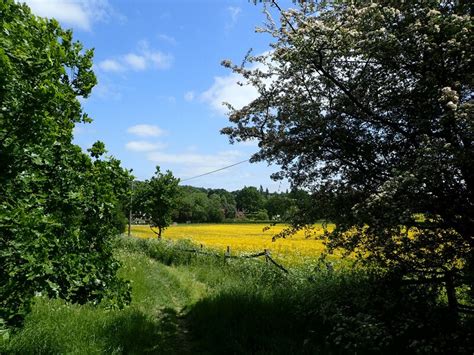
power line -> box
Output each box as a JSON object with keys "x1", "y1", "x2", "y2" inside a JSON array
[{"x1": 180, "y1": 159, "x2": 249, "y2": 183}]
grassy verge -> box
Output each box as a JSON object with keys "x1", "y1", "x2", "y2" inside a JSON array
[{"x1": 1, "y1": 236, "x2": 472, "y2": 354}]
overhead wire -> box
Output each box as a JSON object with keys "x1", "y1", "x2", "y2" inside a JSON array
[{"x1": 180, "y1": 159, "x2": 250, "y2": 183}]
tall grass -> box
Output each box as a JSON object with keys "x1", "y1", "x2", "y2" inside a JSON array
[{"x1": 1, "y1": 236, "x2": 472, "y2": 354}]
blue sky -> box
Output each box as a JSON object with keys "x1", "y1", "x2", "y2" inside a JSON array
[{"x1": 22, "y1": 0, "x2": 291, "y2": 192}]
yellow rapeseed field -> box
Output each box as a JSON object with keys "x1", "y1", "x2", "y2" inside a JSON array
[{"x1": 131, "y1": 223, "x2": 335, "y2": 265}]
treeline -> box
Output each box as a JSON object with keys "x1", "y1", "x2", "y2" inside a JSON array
[{"x1": 131, "y1": 183, "x2": 311, "y2": 224}]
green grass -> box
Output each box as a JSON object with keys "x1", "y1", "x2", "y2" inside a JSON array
[
  {"x1": 1, "y1": 236, "x2": 472, "y2": 354},
  {"x1": 1, "y1": 248, "x2": 206, "y2": 354}
]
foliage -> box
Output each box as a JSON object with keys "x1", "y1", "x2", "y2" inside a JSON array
[
  {"x1": 246, "y1": 209, "x2": 269, "y2": 221},
  {"x1": 134, "y1": 183, "x2": 304, "y2": 224},
  {"x1": 4, "y1": 237, "x2": 471, "y2": 353},
  {"x1": 221, "y1": 0, "x2": 473, "y2": 290},
  {"x1": 141, "y1": 167, "x2": 181, "y2": 238},
  {"x1": 0, "y1": 0, "x2": 131, "y2": 327},
  {"x1": 235, "y1": 186, "x2": 265, "y2": 213}
]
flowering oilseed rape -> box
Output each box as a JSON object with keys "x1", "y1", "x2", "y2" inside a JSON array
[{"x1": 131, "y1": 223, "x2": 335, "y2": 265}]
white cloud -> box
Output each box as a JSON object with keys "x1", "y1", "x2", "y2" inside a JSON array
[
  {"x1": 127, "y1": 124, "x2": 165, "y2": 137},
  {"x1": 124, "y1": 53, "x2": 147, "y2": 71},
  {"x1": 23, "y1": 0, "x2": 118, "y2": 31},
  {"x1": 125, "y1": 141, "x2": 166, "y2": 152},
  {"x1": 100, "y1": 40, "x2": 173, "y2": 73},
  {"x1": 148, "y1": 149, "x2": 241, "y2": 166},
  {"x1": 227, "y1": 6, "x2": 241, "y2": 29},
  {"x1": 238, "y1": 139, "x2": 259, "y2": 147},
  {"x1": 158, "y1": 95, "x2": 176, "y2": 104},
  {"x1": 147, "y1": 51, "x2": 173, "y2": 69},
  {"x1": 97, "y1": 59, "x2": 124, "y2": 72},
  {"x1": 147, "y1": 150, "x2": 245, "y2": 178},
  {"x1": 138, "y1": 40, "x2": 173, "y2": 70},
  {"x1": 201, "y1": 73, "x2": 259, "y2": 115},
  {"x1": 184, "y1": 91, "x2": 195, "y2": 102},
  {"x1": 92, "y1": 82, "x2": 122, "y2": 100},
  {"x1": 73, "y1": 124, "x2": 96, "y2": 136},
  {"x1": 157, "y1": 33, "x2": 177, "y2": 45},
  {"x1": 201, "y1": 53, "x2": 274, "y2": 116}
]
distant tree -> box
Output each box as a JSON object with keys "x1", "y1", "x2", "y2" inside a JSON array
[
  {"x1": 143, "y1": 167, "x2": 180, "y2": 238},
  {"x1": 222, "y1": 0, "x2": 473, "y2": 310},
  {"x1": 235, "y1": 186, "x2": 265, "y2": 213},
  {"x1": 190, "y1": 192, "x2": 211, "y2": 222},
  {"x1": 208, "y1": 189, "x2": 237, "y2": 218},
  {"x1": 207, "y1": 194, "x2": 225, "y2": 222},
  {"x1": 247, "y1": 209, "x2": 269, "y2": 221},
  {"x1": 0, "y1": 0, "x2": 131, "y2": 326},
  {"x1": 265, "y1": 194, "x2": 294, "y2": 220}
]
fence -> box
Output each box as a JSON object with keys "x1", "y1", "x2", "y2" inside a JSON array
[
  {"x1": 172, "y1": 243, "x2": 289, "y2": 274},
  {"x1": 171, "y1": 243, "x2": 474, "y2": 314}
]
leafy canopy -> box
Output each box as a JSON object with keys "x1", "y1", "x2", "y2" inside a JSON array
[
  {"x1": 222, "y1": 0, "x2": 473, "y2": 276},
  {"x1": 142, "y1": 167, "x2": 181, "y2": 238},
  {"x1": 0, "y1": 0, "x2": 131, "y2": 326}
]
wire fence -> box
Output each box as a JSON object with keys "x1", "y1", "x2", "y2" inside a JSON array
[{"x1": 172, "y1": 243, "x2": 289, "y2": 273}]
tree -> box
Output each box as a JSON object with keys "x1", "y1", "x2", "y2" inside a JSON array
[
  {"x1": 222, "y1": 0, "x2": 473, "y2": 307},
  {"x1": 265, "y1": 194, "x2": 294, "y2": 220},
  {"x1": 208, "y1": 189, "x2": 237, "y2": 218},
  {"x1": 143, "y1": 167, "x2": 180, "y2": 238},
  {"x1": 207, "y1": 194, "x2": 225, "y2": 223},
  {"x1": 235, "y1": 186, "x2": 265, "y2": 213},
  {"x1": 0, "y1": 0, "x2": 131, "y2": 326}
]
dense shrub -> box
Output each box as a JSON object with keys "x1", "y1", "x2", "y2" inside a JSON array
[{"x1": 0, "y1": 1, "x2": 131, "y2": 326}]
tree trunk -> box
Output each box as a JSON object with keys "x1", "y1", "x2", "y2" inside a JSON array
[{"x1": 445, "y1": 271, "x2": 458, "y2": 321}]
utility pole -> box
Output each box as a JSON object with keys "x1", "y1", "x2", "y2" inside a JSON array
[{"x1": 128, "y1": 180, "x2": 133, "y2": 237}]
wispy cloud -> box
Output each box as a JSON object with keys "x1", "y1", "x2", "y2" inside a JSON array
[
  {"x1": 147, "y1": 149, "x2": 245, "y2": 178},
  {"x1": 127, "y1": 124, "x2": 165, "y2": 137},
  {"x1": 184, "y1": 91, "x2": 195, "y2": 102},
  {"x1": 92, "y1": 82, "x2": 122, "y2": 101},
  {"x1": 125, "y1": 140, "x2": 166, "y2": 152},
  {"x1": 226, "y1": 6, "x2": 241, "y2": 29},
  {"x1": 238, "y1": 139, "x2": 259, "y2": 147},
  {"x1": 23, "y1": 0, "x2": 122, "y2": 31},
  {"x1": 124, "y1": 53, "x2": 147, "y2": 71},
  {"x1": 158, "y1": 95, "x2": 177, "y2": 104},
  {"x1": 97, "y1": 59, "x2": 124, "y2": 72},
  {"x1": 157, "y1": 33, "x2": 177, "y2": 46}
]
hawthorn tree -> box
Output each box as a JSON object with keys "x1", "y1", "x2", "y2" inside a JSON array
[
  {"x1": 222, "y1": 0, "x2": 473, "y2": 306},
  {"x1": 0, "y1": 1, "x2": 131, "y2": 326}
]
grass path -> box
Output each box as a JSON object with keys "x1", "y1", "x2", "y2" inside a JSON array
[
  {"x1": 2, "y1": 249, "x2": 209, "y2": 354},
  {"x1": 3, "y1": 237, "x2": 467, "y2": 354}
]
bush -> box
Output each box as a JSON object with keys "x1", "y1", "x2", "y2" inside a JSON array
[{"x1": 0, "y1": 1, "x2": 131, "y2": 326}]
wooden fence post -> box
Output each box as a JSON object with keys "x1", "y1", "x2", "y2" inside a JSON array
[{"x1": 264, "y1": 249, "x2": 269, "y2": 263}]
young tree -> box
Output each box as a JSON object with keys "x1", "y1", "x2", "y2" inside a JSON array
[
  {"x1": 144, "y1": 167, "x2": 180, "y2": 238},
  {"x1": 221, "y1": 0, "x2": 473, "y2": 305},
  {"x1": 0, "y1": 1, "x2": 131, "y2": 326}
]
